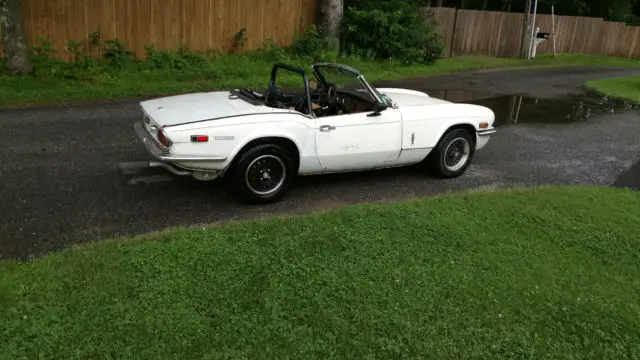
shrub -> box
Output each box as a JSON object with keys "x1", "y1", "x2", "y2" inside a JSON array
[
  {"x1": 288, "y1": 24, "x2": 330, "y2": 59},
  {"x1": 341, "y1": 1, "x2": 444, "y2": 64}
]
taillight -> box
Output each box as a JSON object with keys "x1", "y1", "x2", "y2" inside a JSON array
[
  {"x1": 190, "y1": 135, "x2": 209, "y2": 143},
  {"x1": 156, "y1": 129, "x2": 171, "y2": 147}
]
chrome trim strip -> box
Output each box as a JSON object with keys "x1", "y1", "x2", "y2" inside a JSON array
[
  {"x1": 133, "y1": 121, "x2": 228, "y2": 163},
  {"x1": 477, "y1": 128, "x2": 497, "y2": 136}
]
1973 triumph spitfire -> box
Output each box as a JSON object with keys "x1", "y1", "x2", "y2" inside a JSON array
[{"x1": 131, "y1": 62, "x2": 496, "y2": 204}]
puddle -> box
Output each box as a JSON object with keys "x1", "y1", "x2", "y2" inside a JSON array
[
  {"x1": 416, "y1": 88, "x2": 638, "y2": 126},
  {"x1": 467, "y1": 94, "x2": 640, "y2": 126},
  {"x1": 416, "y1": 89, "x2": 496, "y2": 103}
]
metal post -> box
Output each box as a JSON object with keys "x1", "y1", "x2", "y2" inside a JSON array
[
  {"x1": 551, "y1": 5, "x2": 557, "y2": 57},
  {"x1": 527, "y1": 0, "x2": 538, "y2": 59}
]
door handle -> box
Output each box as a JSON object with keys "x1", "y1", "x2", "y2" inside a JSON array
[{"x1": 319, "y1": 125, "x2": 335, "y2": 132}]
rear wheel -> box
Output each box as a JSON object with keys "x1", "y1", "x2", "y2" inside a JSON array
[
  {"x1": 229, "y1": 144, "x2": 296, "y2": 204},
  {"x1": 427, "y1": 128, "x2": 475, "y2": 178}
]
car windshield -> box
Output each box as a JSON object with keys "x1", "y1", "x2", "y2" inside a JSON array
[
  {"x1": 314, "y1": 66, "x2": 390, "y2": 105},
  {"x1": 316, "y1": 66, "x2": 361, "y2": 88}
]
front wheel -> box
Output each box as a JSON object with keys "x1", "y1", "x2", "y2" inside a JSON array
[
  {"x1": 229, "y1": 144, "x2": 296, "y2": 204},
  {"x1": 426, "y1": 128, "x2": 475, "y2": 178}
]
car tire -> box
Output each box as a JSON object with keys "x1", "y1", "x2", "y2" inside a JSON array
[
  {"x1": 426, "y1": 128, "x2": 476, "y2": 178},
  {"x1": 229, "y1": 143, "x2": 296, "y2": 204}
]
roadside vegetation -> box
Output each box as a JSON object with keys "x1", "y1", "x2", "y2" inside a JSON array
[
  {"x1": 1, "y1": 47, "x2": 638, "y2": 108},
  {"x1": 1, "y1": 0, "x2": 639, "y2": 107},
  {"x1": 585, "y1": 76, "x2": 640, "y2": 103},
  {"x1": 1, "y1": 186, "x2": 639, "y2": 359}
]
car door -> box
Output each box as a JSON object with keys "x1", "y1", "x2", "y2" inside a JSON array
[{"x1": 314, "y1": 108, "x2": 402, "y2": 172}]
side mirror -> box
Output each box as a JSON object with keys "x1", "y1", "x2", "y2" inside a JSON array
[{"x1": 367, "y1": 102, "x2": 387, "y2": 117}]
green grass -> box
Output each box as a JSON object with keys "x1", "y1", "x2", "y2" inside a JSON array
[
  {"x1": 1, "y1": 186, "x2": 639, "y2": 359},
  {"x1": 1, "y1": 53, "x2": 639, "y2": 107},
  {"x1": 585, "y1": 76, "x2": 640, "y2": 103}
]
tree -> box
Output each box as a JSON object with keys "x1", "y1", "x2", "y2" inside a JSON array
[
  {"x1": 319, "y1": 0, "x2": 344, "y2": 51},
  {"x1": 0, "y1": 0, "x2": 32, "y2": 75}
]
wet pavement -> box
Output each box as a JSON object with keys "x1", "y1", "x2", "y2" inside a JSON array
[
  {"x1": 469, "y1": 93, "x2": 640, "y2": 126},
  {"x1": 1, "y1": 66, "x2": 639, "y2": 260}
]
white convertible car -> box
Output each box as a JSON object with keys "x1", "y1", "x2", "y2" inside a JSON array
[{"x1": 132, "y1": 62, "x2": 496, "y2": 203}]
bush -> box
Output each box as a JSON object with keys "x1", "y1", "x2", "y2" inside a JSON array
[
  {"x1": 288, "y1": 24, "x2": 329, "y2": 59},
  {"x1": 341, "y1": 1, "x2": 444, "y2": 65}
]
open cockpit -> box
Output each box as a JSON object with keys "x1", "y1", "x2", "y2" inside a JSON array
[{"x1": 229, "y1": 62, "x2": 392, "y2": 118}]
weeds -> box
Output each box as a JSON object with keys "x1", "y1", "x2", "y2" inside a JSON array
[{"x1": 18, "y1": 25, "x2": 337, "y2": 83}]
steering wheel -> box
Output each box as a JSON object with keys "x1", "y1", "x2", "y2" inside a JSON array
[{"x1": 325, "y1": 83, "x2": 345, "y2": 115}]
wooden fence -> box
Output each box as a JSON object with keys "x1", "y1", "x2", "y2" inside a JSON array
[
  {"x1": 0, "y1": 0, "x2": 318, "y2": 60},
  {"x1": 429, "y1": 7, "x2": 640, "y2": 58},
  {"x1": 2, "y1": 1, "x2": 640, "y2": 61}
]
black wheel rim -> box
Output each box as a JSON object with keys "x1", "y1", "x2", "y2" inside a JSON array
[
  {"x1": 244, "y1": 155, "x2": 286, "y2": 196},
  {"x1": 444, "y1": 137, "x2": 471, "y2": 172}
]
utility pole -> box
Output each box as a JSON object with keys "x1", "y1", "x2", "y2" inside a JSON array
[{"x1": 520, "y1": 0, "x2": 532, "y2": 58}]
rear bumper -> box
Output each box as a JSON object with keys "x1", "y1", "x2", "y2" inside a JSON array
[
  {"x1": 133, "y1": 121, "x2": 227, "y2": 180},
  {"x1": 133, "y1": 121, "x2": 228, "y2": 163}
]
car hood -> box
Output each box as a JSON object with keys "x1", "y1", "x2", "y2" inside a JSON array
[
  {"x1": 139, "y1": 91, "x2": 288, "y2": 127},
  {"x1": 378, "y1": 88, "x2": 451, "y2": 107}
]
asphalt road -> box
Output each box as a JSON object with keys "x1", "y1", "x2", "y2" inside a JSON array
[
  {"x1": 1, "y1": 66, "x2": 639, "y2": 260},
  {"x1": 374, "y1": 65, "x2": 640, "y2": 98}
]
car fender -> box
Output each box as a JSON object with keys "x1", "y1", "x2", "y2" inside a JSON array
[
  {"x1": 432, "y1": 120, "x2": 480, "y2": 143},
  {"x1": 399, "y1": 103, "x2": 492, "y2": 150}
]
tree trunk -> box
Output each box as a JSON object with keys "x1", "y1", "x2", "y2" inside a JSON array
[
  {"x1": 519, "y1": 0, "x2": 532, "y2": 58},
  {"x1": 0, "y1": 0, "x2": 32, "y2": 75},
  {"x1": 319, "y1": 0, "x2": 344, "y2": 51}
]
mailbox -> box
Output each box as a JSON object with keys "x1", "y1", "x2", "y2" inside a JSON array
[
  {"x1": 536, "y1": 32, "x2": 551, "y2": 39},
  {"x1": 531, "y1": 28, "x2": 550, "y2": 58}
]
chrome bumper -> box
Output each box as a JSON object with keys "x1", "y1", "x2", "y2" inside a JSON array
[
  {"x1": 133, "y1": 121, "x2": 228, "y2": 163},
  {"x1": 477, "y1": 128, "x2": 497, "y2": 136}
]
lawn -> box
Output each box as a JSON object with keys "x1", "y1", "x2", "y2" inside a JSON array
[
  {"x1": 1, "y1": 186, "x2": 639, "y2": 359},
  {"x1": 586, "y1": 76, "x2": 640, "y2": 103},
  {"x1": 1, "y1": 52, "x2": 639, "y2": 107}
]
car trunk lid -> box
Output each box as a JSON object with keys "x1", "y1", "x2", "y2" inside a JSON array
[{"x1": 139, "y1": 91, "x2": 259, "y2": 127}]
